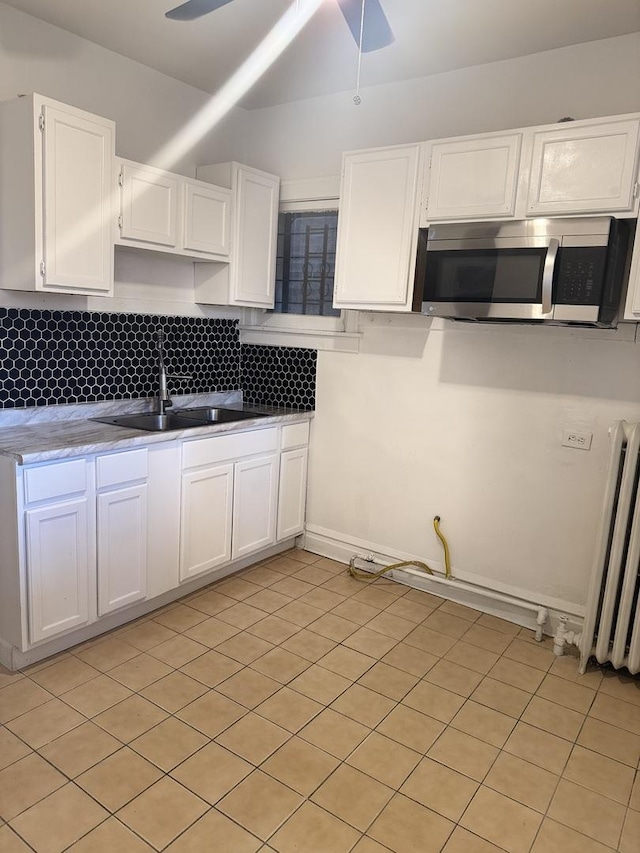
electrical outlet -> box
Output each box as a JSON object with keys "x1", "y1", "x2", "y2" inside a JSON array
[{"x1": 562, "y1": 428, "x2": 593, "y2": 451}]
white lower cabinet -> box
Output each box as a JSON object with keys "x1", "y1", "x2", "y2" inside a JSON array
[
  {"x1": 21, "y1": 458, "x2": 93, "y2": 646},
  {"x1": 180, "y1": 463, "x2": 234, "y2": 581},
  {"x1": 0, "y1": 418, "x2": 311, "y2": 665},
  {"x1": 26, "y1": 498, "x2": 91, "y2": 644},
  {"x1": 277, "y1": 422, "x2": 310, "y2": 541},
  {"x1": 97, "y1": 484, "x2": 148, "y2": 615},
  {"x1": 233, "y1": 454, "x2": 278, "y2": 559},
  {"x1": 180, "y1": 428, "x2": 280, "y2": 580},
  {"x1": 96, "y1": 448, "x2": 149, "y2": 616},
  {"x1": 277, "y1": 447, "x2": 308, "y2": 541},
  {"x1": 179, "y1": 422, "x2": 310, "y2": 580}
]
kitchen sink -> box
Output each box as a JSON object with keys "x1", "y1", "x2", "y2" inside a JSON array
[
  {"x1": 93, "y1": 413, "x2": 210, "y2": 431},
  {"x1": 177, "y1": 407, "x2": 268, "y2": 423},
  {"x1": 92, "y1": 407, "x2": 268, "y2": 432}
]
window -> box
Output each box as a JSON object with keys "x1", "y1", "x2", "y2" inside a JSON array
[
  {"x1": 239, "y1": 177, "x2": 359, "y2": 353},
  {"x1": 275, "y1": 210, "x2": 339, "y2": 317}
]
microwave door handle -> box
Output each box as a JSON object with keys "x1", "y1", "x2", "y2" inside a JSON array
[{"x1": 541, "y1": 238, "x2": 559, "y2": 314}]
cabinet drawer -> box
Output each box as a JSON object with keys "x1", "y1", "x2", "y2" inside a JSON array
[
  {"x1": 183, "y1": 428, "x2": 278, "y2": 469},
  {"x1": 24, "y1": 459, "x2": 87, "y2": 504},
  {"x1": 96, "y1": 448, "x2": 148, "y2": 489},
  {"x1": 281, "y1": 421, "x2": 310, "y2": 450}
]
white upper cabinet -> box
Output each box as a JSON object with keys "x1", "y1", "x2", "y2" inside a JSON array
[
  {"x1": 0, "y1": 93, "x2": 115, "y2": 296},
  {"x1": 116, "y1": 158, "x2": 231, "y2": 260},
  {"x1": 119, "y1": 161, "x2": 178, "y2": 247},
  {"x1": 333, "y1": 144, "x2": 423, "y2": 311},
  {"x1": 233, "y1": 165, "x2": 279, "y2": 306},
  {"x1": 526, "y1": 117, "x2": 640, "y2": 216},
  {"x1": 196, "y1": 162, "x2": 280, "y2": 307},
  {"x1": 623, "y1": 216, "x2": 640, "y2": 320},
  {"x1": 420, "y1": 114, "x2": 640, "y2": 226},
  {"x1": 183, "y1": 179, "x2": 230, "y2": 256},
  {"x1": 425, "y1": 133, "x2": 522, "y2": 222}
]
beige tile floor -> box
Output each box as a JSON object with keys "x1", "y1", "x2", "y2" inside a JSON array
[{"x1": 1, "y1": 549, "x2": 639, "y2": 852}]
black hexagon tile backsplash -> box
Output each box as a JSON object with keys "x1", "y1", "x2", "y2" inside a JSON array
[
  {"x1": 0, "y1": 309, "x2": 316, "y2": 410},
  {"x1": 241, "y1": 345, "x2": 316, "y2": 410}
]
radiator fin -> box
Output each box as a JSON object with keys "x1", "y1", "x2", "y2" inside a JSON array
[{"x1": 581, "y1": 421, "x2": 640, "y2": 675}]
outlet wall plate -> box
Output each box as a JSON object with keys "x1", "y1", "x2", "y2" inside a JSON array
[{"x1": 562, "y1": 428, "x2": 593, "y2": 451}]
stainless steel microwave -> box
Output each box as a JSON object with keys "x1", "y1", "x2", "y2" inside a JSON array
[{"x1": 416, "y1": 217, "x2": 635, "y2": 327}]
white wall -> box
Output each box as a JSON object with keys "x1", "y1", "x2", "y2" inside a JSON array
[
  {"x1": 247, "y1": 34, "x2": 640, "y2": 611},
  {"x1": 2, "y1": 6, "x2": 640, "y2": 610},
  {"x1": 0, "y1": 2, "x2": 248, "y2": 316},
  {"x1": 245, "y1": 34, "x2": 640, "y2": 177},
  {"x1": 0, "y1": 3, "x2": 248, "y2": 173},
  {"x1": 311, "y1": 319, "x2": 640, "y2": 611}
]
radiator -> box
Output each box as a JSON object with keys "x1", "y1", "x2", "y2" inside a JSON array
[{"x1": 580, "y1": 421, "x2": 640, "y2": 675}]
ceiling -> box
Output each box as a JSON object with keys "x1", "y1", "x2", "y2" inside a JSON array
[{"x1": 2, "y1": 0, "x2": 640, "y2": 110}]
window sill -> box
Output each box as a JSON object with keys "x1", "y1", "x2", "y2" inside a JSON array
[{"x1": 239, "y1": 324, "x2": 360, "y2": 353}]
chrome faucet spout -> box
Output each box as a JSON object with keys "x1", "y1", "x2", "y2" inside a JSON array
[
  {"x1": 156, "y1": 330, "x2": 171, "y2": 415},
  {"x1": 155, "y1": 329, "x2": 192, "y2": 415}
]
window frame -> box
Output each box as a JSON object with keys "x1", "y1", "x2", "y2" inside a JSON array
[
  {"x1": 239, "y1": 177, "x2": 360, "y2": 353},
  {"x1": 273, "y1": 206, "x2": 340, "y2": 320}
]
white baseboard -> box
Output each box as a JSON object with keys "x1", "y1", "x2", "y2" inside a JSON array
[
  {"x1": 302, "y1": 526, "x2": 583, "y2": 638},
  {"x1": 1, "y1": 539, "x2": 295, "y2": 671},
  {"x1": 0, "y1": 637, "x2": 15, "y2": 671}
]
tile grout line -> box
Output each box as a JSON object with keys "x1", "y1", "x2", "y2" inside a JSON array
[{"x1": 2, "y1": 549, "x2": 639, "y2": 852}]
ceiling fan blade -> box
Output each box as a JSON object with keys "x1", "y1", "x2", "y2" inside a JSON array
[
  {"x1": 165, "y1": 0, "x2": 235, "y2": 22},
  {"x1": 337, "y1": 0, "x2": 395, "y2": 52}
]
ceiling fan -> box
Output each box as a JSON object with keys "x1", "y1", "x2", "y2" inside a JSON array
[{"x1": 165, "y1": 0, "x2": 394, "y2": 52}]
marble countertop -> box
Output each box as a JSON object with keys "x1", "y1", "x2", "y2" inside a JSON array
[{"x1": 0, "y1": 396, "x2": 313, "y2": 465}]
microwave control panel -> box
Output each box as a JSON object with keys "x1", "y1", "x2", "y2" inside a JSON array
[{"x1": 554, "y1": 247, "x2": 607, "y2": 305}]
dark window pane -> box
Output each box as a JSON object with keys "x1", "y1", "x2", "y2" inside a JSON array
[{"x1": 273, "y1": 211, "x2": 340, "y2": 317}]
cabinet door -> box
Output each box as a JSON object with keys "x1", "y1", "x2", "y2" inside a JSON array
[
  {"x1": 41, "y1": 103, "x2": 114, "y2": 293},
  {"x1": 26, "y1": 498, "x2": 90, "y2": 643},
  {"x1": 623, "y1": 217, "x2": 640, "y2": 319},
  {"x1": 426, "y1": 134, "x2": 522, "y2": 221},
  {"x1": 97, "y1": 485, "x2": 148, "y2": 616},
  {"x1": 232, "y1": 165, "x2": 279, "y2": 307},
  {"x1": 119, "y1": 162, "x2": 178, "y2": 247},
  {"x1": 183, "y1": 181, "x2": 230, "y2": 256},
  {"x1": 527, "y1": 119, "x2": 640, "y2": 216},
  {"x1": 277, "y1": 447, "x2": 308, "y2": 541},
  {"x1": 334, "y1": 145, "x2": 422, "y2": 311},
  {"x1": 180, "y1": 463, "x2": 233, "y2": 581},
  {"x1": 232, "y1": 454, "x2": 277, "y2": 559}
]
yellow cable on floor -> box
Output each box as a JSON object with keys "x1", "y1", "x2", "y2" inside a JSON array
[{"x1": 348, "y1": 516, "x2": 452, "y2": 581}]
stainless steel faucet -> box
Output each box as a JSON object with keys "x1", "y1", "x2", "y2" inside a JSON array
[{"x1": 156, "y1": 330, "x2": 191, "y2": 415}]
